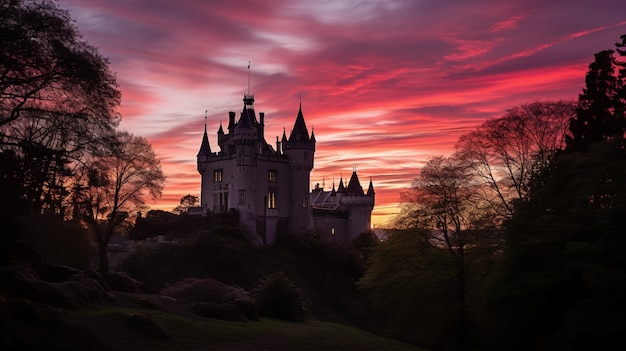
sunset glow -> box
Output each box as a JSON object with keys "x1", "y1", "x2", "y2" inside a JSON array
[{"x1": 58, "y1": 0, "x2": 626, "y2": 227}]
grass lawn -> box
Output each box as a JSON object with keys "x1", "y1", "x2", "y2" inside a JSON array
[{"x1": 76, "y1": 305, "x2": 426, "y2": 350}]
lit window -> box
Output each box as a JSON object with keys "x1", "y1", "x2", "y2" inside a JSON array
[
  {"x1": 268, "y1": 190, "x2": 277, "y2": 209},
  {"x1": 238, "y1": 190, "x2": 246, "y2": 204},
  {"x1": 302, "y1": 196, "x2": 309, "y2": 208},
  {"x1": 269, "y1": 170, "x2": 277, "y2": 183},
  {"x1": 214, "y1": 169, "x2": 223, "y2": 182}
]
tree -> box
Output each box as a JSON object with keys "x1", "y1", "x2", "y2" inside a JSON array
[
  {"x1": 567, "y1": 49, "x2": 625, "y2": 150},
  {"x1": 358, "y1": 229, "x2": 459, "y2": 349},
  {"x1": 0, "y1": 0, "x2": 120, "y2": 216},
  {"x1": 77, "y1": 131, "x2": 165, "y2": 273},
  {"x1": 399, "y1": 156, "x2": 479, "y2": 348},
  {"x1": 488, "y1": 35, "x2": 626, "y2": 350},
  {"x1": 173, "y1": 194, "x2": 198, "y2": 214},
  {"x1": 454, "y1": 101, "x2": 574, "y2": 220},
  {"x1": 488, "y1": 140, "x2": 626, "y2": 350}
]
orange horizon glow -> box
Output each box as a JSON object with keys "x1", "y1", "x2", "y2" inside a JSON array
[{"x1": 58, "y1": 0, "x2": 626, "y2": 228}]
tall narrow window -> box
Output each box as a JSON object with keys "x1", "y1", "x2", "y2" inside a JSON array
[
  {"x1": 238, "y1": 190, "x2": 246, "y2": 204},
  {"x1": 268, "y1": 190, "x2": 277, "y2": 209},
  {"x1": 268, "y1": 170, "x2": 277, "y2": 183},
  {"x1": 302, "y1": 196, "x2": 309, "y2": 208},
  {"x1": 214, "y1": 169, "x2": 223, "y2": 182}
]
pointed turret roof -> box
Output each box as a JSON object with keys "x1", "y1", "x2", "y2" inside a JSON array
[
  {"x1": 346, "y1": 171, "x2": 364, "y2": 195},
  {"x1": 288, "y1": 104, "x2": 310, "y2": 142},
  {"x1": 367, "y1": 177, "x2": 375, "y2": 195},
  {"x1": 197, "y1": 127, "x2": 211, "y2": 156},
  {"x1": 337, "y1": 177, "x2": 345, "y2": 193},
  {"x1": 217, "y1": 120, "x2": 224, "y2": 134},
  {"x1": 236, "y1": 106, "x2": 253, "y2": 130}
]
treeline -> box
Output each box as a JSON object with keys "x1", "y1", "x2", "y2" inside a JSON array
[
  {"x1": 359, "y1": 36, "x2": 626, "y2": 350},
  {"x1": 0, "y1": 0, "x2": 165, "y2": 273}
]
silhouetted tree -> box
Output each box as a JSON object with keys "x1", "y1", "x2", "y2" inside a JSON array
[
  {"x1": 76, "y1": 131, "x2": 165, "y2": 273},
  {"x1": 487, "y1": 140, "x2": 626, "y2": 350},
  {"x1": 0, "y1": 0, "x2": 120, "y2": 215},
  {"x1": 567, "y1": 49, "x2": 625, "y2": 150},
  {"x1": 455, "y1": 101, "x2": 574, "y2": 220},
  {"x1": 488, "y1": 36, "x2": 626, "y2": 350},
  {"x1": 173, "y1": 194, "x2": 198, "y2": 214},
  {"x1": 398, "y1": 156, "x2": 482, "y2": 348},
  {"x1": 359, "y1": 229, "x2": 458, "y2": 350}
]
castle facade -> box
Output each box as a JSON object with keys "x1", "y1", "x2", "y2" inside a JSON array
[{"x1": 196, "y1": 94, "x2": 374, "y2": 244}]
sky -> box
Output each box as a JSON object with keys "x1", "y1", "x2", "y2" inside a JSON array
[{"x1": 57, "y1": 0, "x2": 626, "y2": 227}]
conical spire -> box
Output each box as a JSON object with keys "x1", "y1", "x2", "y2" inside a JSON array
[
  {"x1": 346, "y1": 167, "x2": 364, "y2": 195},
  {"x1": 197, "y1": 110, "x2": 211, "y2": 156},
  {"x1": 337, "y1": 175, "x2": 345, "y2": 193},
  {"x1": 236, "y1": 105, "x2": 253, "y2": 130},
  {"x1": 288, "y1": 103, "x2": 310, "y2": 142},
  {"x1": 367, "y1": 177, "x2": 375, "y2": 195},
  {"x1": 281, "y1": 127, "x2": 287, "y2": 143}
]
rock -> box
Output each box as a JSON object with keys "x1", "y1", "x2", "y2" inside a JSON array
[
  {"x1": 160, "y1": 278, "x2": 257, "y2": 320},
  {"x1": 0, "y1": 265, "x2": 113, "y2": 308},
  {"x1": 104, "y1": 272, "x2": 141, "y2": 293}
]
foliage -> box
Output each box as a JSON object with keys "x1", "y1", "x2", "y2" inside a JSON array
[
  {"x1": 253, "y1": 272, "x2": 307, "y2": 322},
  {"x1": 173, "y1": 194, "x2": 198, "y2": 214},
  {"x1": 487, "y1": 140, "x2": 626, "y2": 350},
  {"x1": 358, "y1": 229, "x2": 459, "y2": 349},
  {"x1": 567, "y1": 45, "x2": 625, "y2": 150},
  {"x1": 19, "y1": 215, "x2": 92, "y2": 268},
  {"x1": 0, "y1": 0, "x2": 120, "y2": 217}
]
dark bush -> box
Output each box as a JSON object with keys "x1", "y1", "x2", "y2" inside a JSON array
[
  {"x1": 253, "y1": 272, "x2": 306, "y2": 321},
  {"x1": 20, "y1": 215, "x2": 92, "y2": 269}
]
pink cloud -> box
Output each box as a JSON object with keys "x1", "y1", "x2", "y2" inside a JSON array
[{"x1": 57, "y1": 0, "x2": 626, "y2": 227}]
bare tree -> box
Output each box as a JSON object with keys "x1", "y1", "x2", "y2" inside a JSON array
[
  {"x1": 454, "y1": 101, "x2": 574, "y2": 220},
  {"x1": 77, "y1": 131, "x2": 165, "y2": 273},
  {"x1": 405, "y1": 155, "x2": 475, "y2": 348}
]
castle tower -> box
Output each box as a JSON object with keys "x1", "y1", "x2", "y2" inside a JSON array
[
  {"x1": 195, "y1": 81, "x2": 372, "y2": 244},
  {"x1": 283, "y1": 103, "x2": 316, "y2": 235},
  {"x1": 197, "y1": 112, "x2": 212, "y2": 209},
  {"x1": 234, "y1": 95, "x2": 261, "y2": 242}
]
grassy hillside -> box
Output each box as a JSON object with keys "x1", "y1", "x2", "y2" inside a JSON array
[
  {"x1": 78, "y1": 305, "x2": 425, "y2": 351},
  {"x1": 1, "y1": 295, "x2": 424, "y2": 351}
]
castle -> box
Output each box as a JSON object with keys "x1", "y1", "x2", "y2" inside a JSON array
[{"x1": 196, "y1": 93, "x2": 374, "y2": 244}]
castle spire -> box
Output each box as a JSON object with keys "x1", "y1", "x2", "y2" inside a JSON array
[
  {"x1": 197, "y1": 111, "x2": 211, "y2": 156},
  {"x1": 367, "y1": 176, "x2": 375, "y2": 195}
]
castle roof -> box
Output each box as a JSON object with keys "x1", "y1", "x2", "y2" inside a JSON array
[
  {"x1": 337, "y1": 177, "x2": 345, "y2": 193},
  {"x1": 288, "y1": 104, "x2": 310, "y2": 142},
  {"x1": 236, "y1": 106, "x2": 254, "y2": 130},
  {"x1": 197, "y1": 115, "x2": 211, "y2": 156},
  {"x1": 367, "y1": 177, "x2": 375, "y2": 195},
  {"x1": 346, "y1": 171, "x2": 364, "y2": 195}
]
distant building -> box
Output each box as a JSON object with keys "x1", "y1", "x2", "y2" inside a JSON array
[{"x1": 196, "y1": 93, "x2": 374, "y2": 244}]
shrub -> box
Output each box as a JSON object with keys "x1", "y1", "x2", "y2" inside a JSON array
[
  {"x1": 253, "y1": 272, "x2": 306, "y2": 321},
  {"x1": 20, "y1": 215, "x2": 92, "y2": 269}
]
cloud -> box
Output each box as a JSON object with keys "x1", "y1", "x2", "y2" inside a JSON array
[{"x1": 57, "y1": 0, "x2": 626, "y2": 226}]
